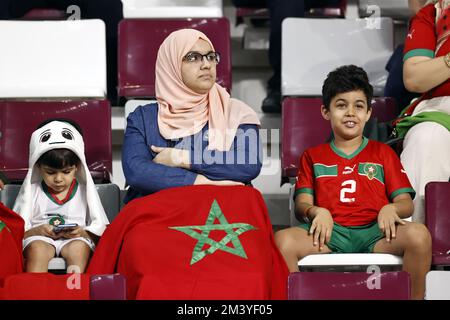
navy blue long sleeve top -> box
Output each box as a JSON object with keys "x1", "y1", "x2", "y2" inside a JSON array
[{"x1": 122, "y1": 103, "x2": 262, "y2": 203}]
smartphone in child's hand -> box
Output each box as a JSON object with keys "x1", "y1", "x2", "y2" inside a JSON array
[{"x1": 53, "y1": 223, "x2": 78, "y2": 233}]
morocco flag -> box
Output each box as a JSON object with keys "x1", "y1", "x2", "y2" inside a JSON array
[
  {"x1": 87, "y1": 185, "x2": 289, "y2": 299},
  {"x1": 0, "y1": 202, "x2": 24, "y2": 287}
]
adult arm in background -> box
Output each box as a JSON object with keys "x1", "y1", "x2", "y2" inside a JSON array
[{"x1": 403, "y1": 2, "x2": 450, "y2": 93}]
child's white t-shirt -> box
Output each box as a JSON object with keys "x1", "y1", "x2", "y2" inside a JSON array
[{"x1": 29, "y1": 180, "x2": 89, "y2": 228}]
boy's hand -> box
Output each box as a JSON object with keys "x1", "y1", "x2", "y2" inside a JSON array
[
  {"x1": 61, "y1": 226, "x2": 90, "y2": 240},
  {"x1": 25, "y1": 224, "x2": 60, "y2": 240},
  {"x1": 309, "y1": 208, "x2": 333, "y2": 251},
  {"x1": 378, "y1": 204, "x2": 406, "y2": 242}
]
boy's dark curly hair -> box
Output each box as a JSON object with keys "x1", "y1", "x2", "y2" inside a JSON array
[{"x1": 322, "y1": 65, "x2": 373, "y2": 110}]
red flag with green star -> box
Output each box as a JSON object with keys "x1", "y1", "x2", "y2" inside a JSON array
[
  {"x1": 0, "y1": 202, "x2": 24, "y2": 287},
  {"x1": 88, "y1": 185, "x2": 289, "y2": 299}
]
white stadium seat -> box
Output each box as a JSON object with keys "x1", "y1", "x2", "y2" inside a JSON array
[
  {"x1": 282, "y1": 17, "x2": 393, "y2": 97},
  {"x1": 0, "y1": 20, "x2": 107, "y2": 99}
]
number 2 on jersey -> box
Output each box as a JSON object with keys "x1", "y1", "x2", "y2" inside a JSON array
[{"x1": 340, "y1": 180, "x2": 356, "y2": 203}]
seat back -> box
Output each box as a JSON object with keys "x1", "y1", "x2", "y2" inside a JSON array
[
  {"x1": 288, "y1": 271, "x2": 410, "y2": 300},
  {"x1": 0, "y1": 184, "x2": 20, "y2": 209},
  {"x1": 0, "y1": 100, "x2": 112, "y2": 183},
  {"x1": 0, "y1": 20, "x2": 106, "y2": 99},
  {"x1": 20, "y1": 8, "x2": 68, "y2": 20},
  {"x1": 124, "y1": 99, "x2": 156, "y2": 127},
  {"x1": 121, "y1": 0, "x2": 223, "y2": 18},
  {"x1": 425, "y1": 181, "x2": 450, "y2": 266},
  {"x1": 426, "y1": 271, "x2": 450, "y2": 300},
  {"x1": 95, "y1": 184, "x2": 122, "y2": 222},
  {"x1": 118, "y1": 18, "x2": 231, "y2": 99},
  {"x1": 282, "y1": 17, "x2": 393, "y2": 97}
]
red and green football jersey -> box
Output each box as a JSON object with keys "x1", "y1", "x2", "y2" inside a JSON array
[{"x1": 295, "y1": 138, "x2": 415, "y2": 226}]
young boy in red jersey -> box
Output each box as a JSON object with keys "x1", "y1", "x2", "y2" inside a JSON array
[{"x1": 275, "y1": 65, "x2": 432, "y2": 300}]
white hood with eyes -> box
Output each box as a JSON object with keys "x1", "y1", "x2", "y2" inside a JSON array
[{"x1": 13, "y1": 121, "x2": 109, "y2": 236}]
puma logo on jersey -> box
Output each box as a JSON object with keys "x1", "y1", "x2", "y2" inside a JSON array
[
  {"x1": 342, "y1": 165, "x2": 356, "y2": 175},
  {"x1": 407, "y1": 29, "x2": 415, "y2": 39}
]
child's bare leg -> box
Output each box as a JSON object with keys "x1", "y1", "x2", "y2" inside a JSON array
[
  {"x1": 24, "y1": 240, "x2": 56, "y2": 272},
  {"x1": 275, "y1": 227, "x2": 331, "y2": 272},
  {"x1": 60, "y1": 240, "x2": 91, "y2": 273},
  {"x1": 373, "y1": 222, "x2": 431, "y2": 300}
]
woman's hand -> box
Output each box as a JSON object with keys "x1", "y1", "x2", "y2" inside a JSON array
[
  {"x1": 378, "y1": 204, "x2": 406, "y2": 242},
  {"x1": 309, "y1": 207, "x2": 334, "y2": 251},
  {"x1": 0, "y1": 179, "x2": 4, "y2": 190},
  {"x1": 151, "y1": 146, "x2": 190, "y2": 169},
  {"x1": 194, "y1": 174, "x2": 244, "y2": 186}
]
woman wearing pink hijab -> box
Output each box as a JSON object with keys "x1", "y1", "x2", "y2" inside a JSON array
[
  {"x1": 122, "y1": 28, "x2": 262, "y2": 204},
  {"x1": 88, "y1": 30, "x2": 290, "y2": 299}
]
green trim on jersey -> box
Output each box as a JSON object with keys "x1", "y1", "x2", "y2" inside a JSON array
[
  {"x1": 391, "y1": 187, "x2": 416, "y2": 200},
  {"x1": 313, "y1": 164, "x2": 338, "y2": 178},
  {"x1": 0, "y1": 221, "x2": 6, "y2": 232},
  {"x1": 294, "y1": 188, "x2": 314, "y2": 199},
  {"x1": 42, "y1": 179, "x2": 79, "y2": 205},
  {"x1": 330, "y1": 137, "x2": 369, "y2": 160},
  {"x1": 358, "y1": 162, "x2": 385, "y2": 184},
  {"x1": 403, "y1": 49, "x2": 435, "y2": 62}
]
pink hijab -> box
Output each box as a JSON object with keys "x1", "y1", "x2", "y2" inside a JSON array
[{"x1": 155, "y1": 29, "x2": 260, "y2": 151}]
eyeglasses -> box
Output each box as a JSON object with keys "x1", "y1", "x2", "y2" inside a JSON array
[{"x1": 183, "y1": 51, "x2": 220, "y2": 64}]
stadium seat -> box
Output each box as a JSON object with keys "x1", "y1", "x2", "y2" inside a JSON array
[
  {"x1": 0, "y1": 183, "x2": 121, "y2": 272},
  {"x1": 358, "y1": 0, "x2": 410, "y2": 20},
  {"x1": 118, "y1": 18, "x2": 231, "y2": 100},
  {"x1": 0, "y1": 20, "x2": 106, "y2": 99},
  {"x1": 281, "y1": 17, "x2": 393, "y2": 97},
  {"x1": 20, "y1": 8, "x2": 67, "y2": 20},
  {"x1": 90, "y1": 274, "x2": 127, "y2": 300},
  {"x1": 124, "y1": 99, "x2": 156, "y2": 127},
  {"x1": 0, "y1": 101, "x2": 112, "y2": 184},
  {"x1": 288, "y1": 271, "x2": 410, "y2": 299},
  {"x1": 1, "y1": 273, "x2": 126, "y2": 300},
  {"x1": 425, "y1": 181, "x2": 450, "y2": 267},
  {"x1": 96, "y1": 183, "x2": 122, "y2": 222},
  {"x1": 426, "y1": 271, "x2": 450, "y2": 300},
  {"x1": 0, "y1": 20, "x2": 111, "y2": 183},
  {"x1": 121, "y1": 0, "x2": 223, "y2": 18}
]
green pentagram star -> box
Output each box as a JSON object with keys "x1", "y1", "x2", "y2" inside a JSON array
[{"x1": 169, "y1": 199, "x2": 257, "y2": 265}]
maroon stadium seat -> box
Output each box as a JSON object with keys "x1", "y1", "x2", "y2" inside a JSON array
[
  {"x1": 118, "y1": 18, "x2": 231, "y2": 100},
  {"x1": 425, "y1": 181, "x2": 450, "y2": 266},
  {"x1": 90, "y1": 274, "x2": 127, "y2": 300},
  {"x1": 288, "y1": 271, "x2": 410, "y2": 300},
  {"x1": 281, "y1": 96, "x2": 398, "y2": 182},
  {"x1": 20, "y1": 8, "x2": 67, "y2": 20},
  {"x1": 0, "y1": 100, "x2": 112, "y2": 183}
]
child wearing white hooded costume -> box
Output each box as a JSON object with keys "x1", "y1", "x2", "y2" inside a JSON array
[{"x1": 13, "y1": 120, "x2": 109, "y2": 273}]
